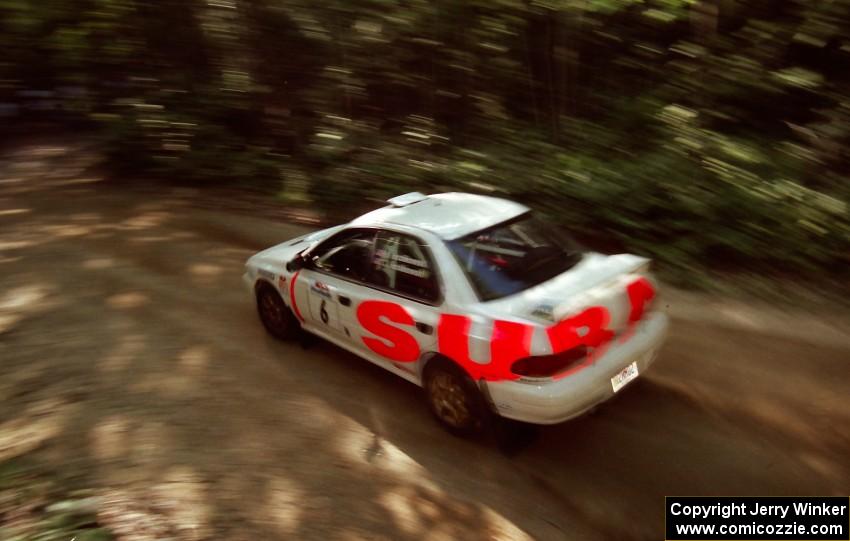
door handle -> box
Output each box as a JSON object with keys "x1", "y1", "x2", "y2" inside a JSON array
[
  {"x1": 415, "y1": 321, "x2": 433, "y2": 335},
  {"x1": 338, "y1": 295, "x2": 351, "y2": 306}
]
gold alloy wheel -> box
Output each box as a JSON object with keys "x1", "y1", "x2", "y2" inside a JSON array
[{"x1": 428, "y1": 371, "x2": 471, "y2": 428}]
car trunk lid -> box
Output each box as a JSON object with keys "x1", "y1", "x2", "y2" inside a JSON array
[{"x1": 482, "y1": 252, "x2": 653, "y2": 335}]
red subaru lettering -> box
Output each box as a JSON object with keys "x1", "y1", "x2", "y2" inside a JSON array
[
  {"x1": 356, "y1": 277, "x2": 654, "y2": 382},
  {"x1": 626, "y1": 277, "x2": 655, "y2": 323},
  {"x1": 437, "y1": 314, "x2": 533, "y2": 381},
  {"x1": 546, "y1": 306, "x2": 613, "y2": 354},
  {"x1": 357, "y1": 300, "x2": 420, "y2": 363},
  {"x1": 490, "y1": 320, "x2": 535, "y2": 380}
]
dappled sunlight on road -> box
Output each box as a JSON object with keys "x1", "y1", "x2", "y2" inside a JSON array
[
  {"x1": 97, "y1": 333, "x2": 145, "y2": 375},
  {"x1": 106, "y1": 292, "x2": 151, "y2": 310},
  {"x1": 0, "y1": 398, "x2": 76, "y2": 463},
  {"x1": 122, "y1": 211, "x2": 173, "y2": 231},
  {"x1": 187, "y1": 263, "x2": 224, "y2": 285},
  {"x1": 96, "y1": 466, "x2": 211, "y2": 541},
  {"x1": 265, "y1": 476, "x2": 304, "y2": 536},
  {"x1": 90, "y1": 414, "x2": 133, "y2": 462},
  {"x1": 0, "y1": 208, "x2": 31, "y2": 216},
  {"x1": 36, "y1": 222, "x2": 97, "y2": 238},
  {"x1": 0, "y1": 283, "x2": 54, "y2": 334},
  {"x1": 152, "y1": 466, "x2": 211, "y2": 540},
  {"x1": 1, "y1": 141, "x2": 848, "y2": 540},
  {"x1": 82, "y1": 257, "x2": 116, "y2": 270},
  {"x1": 0, "y1": 283, "x2": 51, "y2": 313},
  {"x1": 158, "y1": 346, "x2": 211, "y2": 397}
]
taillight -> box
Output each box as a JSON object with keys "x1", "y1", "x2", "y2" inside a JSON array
[{"x1": 511, "y1": 346, "x2": 589, "y2": 378}]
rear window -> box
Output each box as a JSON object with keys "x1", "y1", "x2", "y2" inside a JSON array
[{"x1": 447, "y1": 213, "x2": 582, "y2": 301}]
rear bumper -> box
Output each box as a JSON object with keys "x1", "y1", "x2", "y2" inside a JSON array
[{"x1": 483, "y1": 311, "x2": 669, "y2": 425}]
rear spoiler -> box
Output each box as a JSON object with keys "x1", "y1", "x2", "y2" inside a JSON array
[{"x1": 387, "y1": 192, "x2": 428, "y2": 207}]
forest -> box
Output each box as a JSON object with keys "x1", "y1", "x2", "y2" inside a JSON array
[{"x1": 2, "y1": 0, "x2": 848, "y2": 283}]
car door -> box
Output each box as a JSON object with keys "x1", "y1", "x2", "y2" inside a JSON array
[
  {"x1": 336, "y1": 229, "x2": 444, "y2": 383},
  {"x1": 298, "y1": 227, "x2": 444, "y2": 385},
  {"x1": 299, "y1": 229, "x2": 377, "y2": 342}
]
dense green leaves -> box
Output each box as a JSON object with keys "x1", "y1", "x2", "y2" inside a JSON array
[{"x1": 1, "y1": 0, "x2": 847, "y2": 282}]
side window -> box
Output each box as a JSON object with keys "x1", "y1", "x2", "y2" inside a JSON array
[
  {"x1": 370, "y1": 231, "x2": 440, "y2": 303},
  {"x1": 308, "y1": 229, "x2": 375, "y2": 282}
]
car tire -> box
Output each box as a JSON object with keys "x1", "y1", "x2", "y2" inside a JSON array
[
  {"x1": 256, "y1": 283, "x2": 300, "y2": 341},
  {"x1": 423, "y1": 357, "x2": 489, "y2": 437}
]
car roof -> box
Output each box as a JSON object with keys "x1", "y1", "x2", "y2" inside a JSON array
[{"x1": 350, "y1": 192, "x2": 529, "y2": 240}]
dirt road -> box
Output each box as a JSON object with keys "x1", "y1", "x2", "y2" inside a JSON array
[{"x1": 1, "y1": 142, "x2": 848, "y2": 540}]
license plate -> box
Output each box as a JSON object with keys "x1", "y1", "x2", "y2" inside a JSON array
[{"x1": 611, "y1": 361, "x2": 639, "y2": 392}]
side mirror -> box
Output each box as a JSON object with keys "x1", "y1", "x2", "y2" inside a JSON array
[{"x1": 286, "y1": 252, "x2": 306, "y2": 272}]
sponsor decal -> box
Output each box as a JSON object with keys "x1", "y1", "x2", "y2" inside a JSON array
[
  {"x1": 278, "y1": 275, "x2": 287, "y2": 289},
  {"x1": 388, "y1": 263, "x2": 429, "y2": 278},
  {"x1": 355, "y1": 277, "x2": 656, "y2": 382},
  {"x1": 310, "y1": 280, "x2": 332, "y2": 298}
]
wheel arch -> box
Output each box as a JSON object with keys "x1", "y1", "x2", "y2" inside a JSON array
[
  {"x1": 419, "y1": 352, "x2": 497, "y2": 413},
  {"x1": 253, "y1": 278, "x2": 277, "y2": 294},
  {"x1": 254, "y1": 278, "x2": 290, "y2": 309},
  {"x1": 418, "y1": 351, "x2": 445, "y2": 381}
]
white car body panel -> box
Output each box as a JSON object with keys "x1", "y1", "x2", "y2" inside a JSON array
[{"x1": 244, "y1": 192, "x2": 669, "y2": 425}]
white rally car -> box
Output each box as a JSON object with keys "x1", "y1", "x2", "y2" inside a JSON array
[{"x1": 243, "y1": 192, "x2": 668, "y2": 435}]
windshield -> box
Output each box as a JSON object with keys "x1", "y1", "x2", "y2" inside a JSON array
[{"x1": 447, "y1": 213, "x2": 582, "y2": 301}]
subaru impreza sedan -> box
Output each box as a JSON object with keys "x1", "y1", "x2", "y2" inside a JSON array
[{"x1": 243, "y1": 192, "x2": 668, "y2": 435}]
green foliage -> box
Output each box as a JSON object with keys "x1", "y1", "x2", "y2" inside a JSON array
[
  {"x1": 0, "y1": 459, "x2": 113, "y2": 540},
  {"x1": 1, "y1": 0, "x2": 848, "y2": 283}
]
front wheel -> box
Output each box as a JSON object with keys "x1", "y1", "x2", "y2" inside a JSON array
[
  {"x1": 423, "y1": 358, "x2": 488, "y2": 437},
  {"x1": 256, "y1": 284, "x2": 299, "y2": 340}
]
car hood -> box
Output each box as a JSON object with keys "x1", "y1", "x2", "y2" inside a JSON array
[
  {"x1": 248, "y1": 224, "x2": 344, "y2": 266},
  {"x1": 480, "y1": 252, "x2": 652, "y2": 330}
]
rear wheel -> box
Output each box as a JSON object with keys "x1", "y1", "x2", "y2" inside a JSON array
[
  {"x1": 256, "y1": 284, "x2": 299, "y2": 340},
  {"x1": 423, "y1": 358, "x2": 488, "y2": 437}
]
